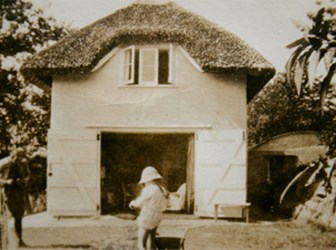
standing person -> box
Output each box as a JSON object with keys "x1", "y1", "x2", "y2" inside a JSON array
[
  {"x1": 129, "y1": 166, "x2": 169, "y2": 250},
  {"x1": 0, "y1": 148, "x2": 30, "y2": 248}
]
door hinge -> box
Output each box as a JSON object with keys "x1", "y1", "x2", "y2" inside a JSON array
[
  {"x1": 97, "y1": 134, "x2": 100, "y2": 141},
  {"x1": 97, "y1": 204, "x2": 100, "y2": 211},
  {"x1": 242, "y1": 131, "x2": 245, "y2": 141}
]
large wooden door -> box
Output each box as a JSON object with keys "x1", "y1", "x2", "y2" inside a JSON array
[
  {"x1": 47, "y1": 130, "x2": 100, "y2": 216},
  {"x1": 194, "y1": 130, "x2": 247, "y2": 217}
]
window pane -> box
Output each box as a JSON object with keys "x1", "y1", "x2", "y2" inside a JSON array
[
  {"x1": 159, "y1": 49, "x2": 169, "y2": 84},
  {"x1": 128, "y1": 50, "x2": 133, "y2": 64},
  {"x1": 141, "y1": 49, "x2": 156, "y2": 83},
  {"x1": 127, "y1": 64, "x2": 132, "y2": 80},
  {"x1": 124, "y1": 49, "x2": 132, "y2": 82},
  {"x1": 134, "y1": 49, "x2": 139, "y2": 84},
  {"x1": 142, "y1": 65, "x2": 155, "y2": 81},
  {"x1": 142, "y1": 50, "x2": 155, "y2": 65}
]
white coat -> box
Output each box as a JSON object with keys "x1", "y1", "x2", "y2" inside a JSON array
[{"x1": 130, "y1": 183, "x2": 168, "y2": 230}]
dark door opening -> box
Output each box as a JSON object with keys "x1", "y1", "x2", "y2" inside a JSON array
[
  {"x1": 266, "y1": 155, "x2": 298, "y2": 218},
  {"x1": 100, "y1": 132, "x2": 194, "y2": 215}
]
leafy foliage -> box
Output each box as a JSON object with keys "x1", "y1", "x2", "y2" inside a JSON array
[
  {"x1": 248, "y1": 72, "x2": 336, "y2": 154},
  {"x1": 275, "y1": 1, "x2": 336, "y2": 218},
  {"x1": 248, "y1": 73, "x2": 325, "y2": 147},
  {"x1": 288, "y1": 0, "x2": 336, "y2": 172},
  {"x1": 285, "y1": 1, "x2": 336, "y2": 110},
  {"x1": 0, "y1": 0, "x2": 68, "y2": 158}
]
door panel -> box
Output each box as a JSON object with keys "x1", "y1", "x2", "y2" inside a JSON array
[
  {"x1": 47, "y1": 130, "x2": 99, "y2": 216},
  {"x1": 194, "y1": 130, "x2": 247, "y2": 217}
]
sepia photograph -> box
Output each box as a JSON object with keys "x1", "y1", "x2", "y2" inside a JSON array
[{"x1": 0, "y1": 0, "x2": 336, "y2": 249}]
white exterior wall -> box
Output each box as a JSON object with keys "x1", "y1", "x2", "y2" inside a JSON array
[
  {"x1": 50, "y1": 45, "x2": 247, "y2": 132},
  {"x1": 48, "y1": 44, "x2": 248, "y2": 216}
]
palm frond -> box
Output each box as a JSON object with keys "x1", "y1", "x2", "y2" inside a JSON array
[
  {"x1": 286, "y1": 38, "x2": 309, "y2": 49},
  {"x1": 292, "y1": 47, "x2": 316, "y2": 94},
  {"x1": 279, "y1": 166, "x2": 310, "y2": 205},
  {"x1": 285, "y1": 45, "x2": 306, "y2": 84},
  {"x1": 307, "y1": 50, "x2": 322, "y2": 89},
  {"x1": 323, "y1": 47, "x2": 336, "y2": 70},
  {"x1": 311, "y1": 8, "x2": 325, "y2": 35},
  {"x1": 293, "y1": 58, "x2": 305, "y2": 94},
  {"x1": 320, "y1": 62, "x2": 336, "y2": 111}
]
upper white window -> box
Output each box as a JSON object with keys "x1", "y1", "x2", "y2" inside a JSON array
[{"x1": 123, "y1": 44, "x2": 173, "y2": 86}]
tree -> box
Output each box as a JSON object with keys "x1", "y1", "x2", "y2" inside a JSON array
[
  {"x1": 279, "y1": 1, "x2": 336, "y2": 225},
  {"x1": 248, "y1": 73, "x2": 324, "y2": 147},
  {"x1": 285, "y1": 0, "x2": 336, "y2": 112},
  {"x1": 284, "y1": 0, "x2": 336, "y2": 157},
  {"x1": 0, "y1": 0, "x2": 68, "y2": 158}
]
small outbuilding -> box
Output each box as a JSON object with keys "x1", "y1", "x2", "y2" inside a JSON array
[
  {"x1": 22, "y1": 0, "x2": 275, "y2": 217},
  {"x1": 248, "y1": 131, "x2": 328, "y2": 217}
]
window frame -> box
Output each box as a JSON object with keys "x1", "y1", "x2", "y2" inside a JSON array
[
  {"x1": 123, "y1": 46, "x2": 135, "y2": 84},
  {"x1": 122, "y1": 44, "x2": 174, "y2": 87},
  {"x1": 168, "y1": 43, "x2": 174, "y2": 83}
]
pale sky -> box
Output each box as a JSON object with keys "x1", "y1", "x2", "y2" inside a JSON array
[{"x1": 35, "y1": 0, "x2": 319, "y2": 71}]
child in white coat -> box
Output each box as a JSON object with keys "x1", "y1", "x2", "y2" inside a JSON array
[{"x1": 129, "y1": 166, "x2": 169, "y2": 250}]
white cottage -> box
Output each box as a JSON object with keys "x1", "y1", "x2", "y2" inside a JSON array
[{"x1": 22, "y1": 1, "x2": 275, "y2": 218}]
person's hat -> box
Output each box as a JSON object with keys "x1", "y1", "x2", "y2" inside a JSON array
[{"x1": 139, "y1": 166, "x2": 162, "y2": 184}]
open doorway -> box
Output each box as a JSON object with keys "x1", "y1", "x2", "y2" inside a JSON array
[
  {"x1": 265, "y1": 155, "x2": 298, "y2": 218},
  {"x1": 100, "y1": 132, "x2": 194, "y2": 215}
]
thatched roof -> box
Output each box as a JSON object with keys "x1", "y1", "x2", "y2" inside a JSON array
[{"x1": 21, "y1": 1, "x2": 275, "y2": 89}]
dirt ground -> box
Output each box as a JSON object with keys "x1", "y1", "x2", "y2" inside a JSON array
[{"x1": 7, "y1": 213, "x2": 336, "y2": 250}]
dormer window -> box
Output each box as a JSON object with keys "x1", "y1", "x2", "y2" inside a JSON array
[{"x1": 123, "y1": 44, "x2": 173, "y2": 86}]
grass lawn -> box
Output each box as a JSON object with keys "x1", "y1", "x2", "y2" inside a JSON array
[
  {"x1": 184, "y1": 221, "x2": 336, "y2": 250},
  {"x1": 21, "y1": 219, "x2": 336, "y2": 249}
]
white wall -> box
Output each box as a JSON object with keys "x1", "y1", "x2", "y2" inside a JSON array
[
  {"x1": 50, "y1": 44, "x2": 247, "y2": 132},
  {"x1": 48, "y1": 44, "x2": 248, "y2": 216}
]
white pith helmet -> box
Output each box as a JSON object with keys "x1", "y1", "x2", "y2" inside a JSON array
[{"x1": 139, "y1": 166, "x2": 162, "y2": 184}]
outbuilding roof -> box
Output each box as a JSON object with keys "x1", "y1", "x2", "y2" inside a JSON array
[
  {"x1": 249, "y1": 131, "x2": 327, "y2": 165},
  {"x1": 21, "y1": 1, "x2": 275, "y2": 89}
]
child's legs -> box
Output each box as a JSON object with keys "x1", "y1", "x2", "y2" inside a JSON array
[
  {"x1": 149, "y1": 227, "x2": 158, "y2": 250},
  {"x1": 14, "y1": 216, "x2": 23, "y2": 240},
  {"x1": 138, "y1": 227, "x2": 150, "y2": 250}
]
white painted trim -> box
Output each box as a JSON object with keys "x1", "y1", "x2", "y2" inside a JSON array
[
  {"x1": 119, "y1": 84, "x2": 177, "y2": 89},
  {"x1": 85, "y1": 124, "x2": 212, "y2": 133},
  {"x1": 177, "y1": 46, "x2": 204, "y2": 73},
  {"x1": 86, "y1": 124, "x2": 212, "y2": 129},
  {"x1": 91, "y1": 46, "x2": 120, "y2": 72},
  {"x1": 168, "y1": 43, "x2": 174, "y2": 83},
  {"x1": 123, "y1": 46, "x2": 135, "y2": 84}
]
